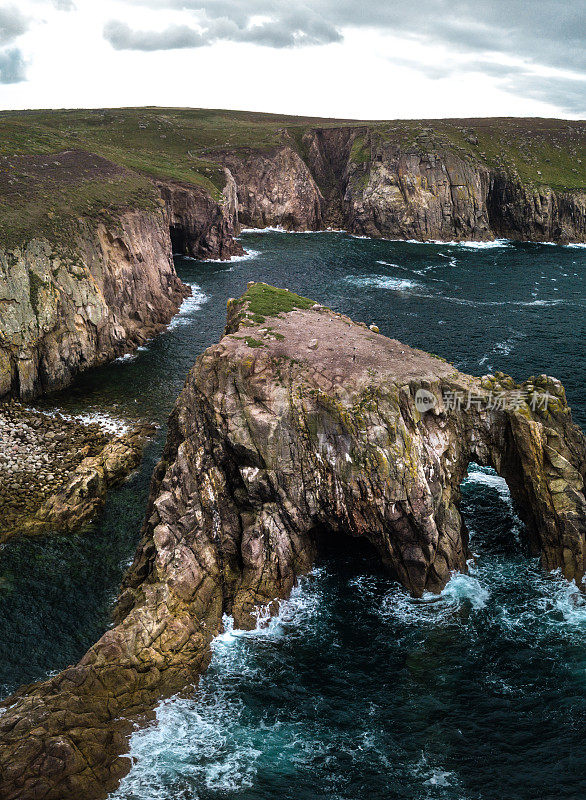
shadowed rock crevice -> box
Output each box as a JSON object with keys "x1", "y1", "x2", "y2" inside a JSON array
[
  {"x1": 158, "y1": 169, "x2": 242, "y2": 261},
  {"x1": 0, "y1": 283, "x2": 584, "y2": 799}
]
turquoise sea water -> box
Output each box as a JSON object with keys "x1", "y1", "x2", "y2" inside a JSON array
[{"x1": 0, "y1": 232, "x2": 585, "y2": 799}]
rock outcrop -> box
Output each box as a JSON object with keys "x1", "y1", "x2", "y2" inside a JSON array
[
  {"x1": 0, "y1": 402, "x2": 155, "y2": 536},
  {"x1": 0, "y1": 150, "x2": 251, "y2": 403},
  {"x1": 222, "y1": 146, "x2": 325, "y2": 230},
  {"x1": 339, "y1": 137, "x2": 494, "y2": 241},
  {"x1": 1, "y1": 284, "x2": 584, "y2": 800},
  {"x1": 20, "y1": 422, "x2": 155, "y2": 535},
  {"x1": 158, "y1": 168, "x2": 243, "y2": 260},
  {"x1": 0, "y1": 208, "x2": 190, "y2": 401}
]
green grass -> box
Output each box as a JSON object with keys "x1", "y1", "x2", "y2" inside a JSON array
[
  {"x1": 370, "y1": 118, "x2": 585, "y2": 191},
  {"x1": 244, "y1": 336, "x2": 265, "y2": 348},
  {"x1": 243, "y1": 283, "x2": 315, "y2": 317},
  {"x1": 2, "y1": 108, "x2": 583, "y2": 191},
  {"x1": 0, "y1": 108, "x2": 583, "y2": 248},
  {"x1": 0, "y1": 167, "x2": 160, "y2": 248},
  {"x1": 349, "y1": 135, "x2": 371, "y2": 164}
]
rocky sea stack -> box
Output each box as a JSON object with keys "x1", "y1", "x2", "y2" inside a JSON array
[{"x1": 0, "y1": 283, "x2": 585, "y2": 799}]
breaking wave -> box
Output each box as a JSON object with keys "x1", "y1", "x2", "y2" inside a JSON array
[
  {"x1": 111, "y1": 573, "x2": 324, "y2": 799},
  {"x1": 344, "y1": 274, "x2": 420, "y2": 291},
  {"x1": 167, "y1": 284, "x2": 209, "y2": 330}
]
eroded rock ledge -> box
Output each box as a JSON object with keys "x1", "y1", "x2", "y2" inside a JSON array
[
  {"x1": 0, "y1": 284, "x2": 585, "y2": 799},
  {"x1": 0, "y1": 402, "x2": 155, "y2": 537}
]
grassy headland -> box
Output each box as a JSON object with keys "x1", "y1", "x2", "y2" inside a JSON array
[{"x1": 0, "y1": 108, "x2": 584, "y2": 246}]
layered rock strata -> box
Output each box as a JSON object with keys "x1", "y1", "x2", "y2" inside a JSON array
[{"x1": 0, "y1": 284, "x2": 584, "y2": 799}]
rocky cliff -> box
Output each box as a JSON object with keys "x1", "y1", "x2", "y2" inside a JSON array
[
  {"x1": 1, "y1": 284, "x2": 584, "y2": 800},
  {"x1": 218, "y1": 126, "x2": 586, "y2": 241},
  {"x1": 222, "y1": 146, "x2": 325, "y2": 230},
  {"x1": 158, "y1": 167, "x2": 243, "y2": 260},
  {"x1": 0, "y1": 150, "x2": 247, "y2": 402},
  {"x1": 0, "y1": 207, "x2": 189, "y2": 400}
]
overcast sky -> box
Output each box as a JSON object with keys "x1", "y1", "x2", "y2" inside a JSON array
[{"x1": 0, "y1": 0, "x2": 584, "y2": 118}]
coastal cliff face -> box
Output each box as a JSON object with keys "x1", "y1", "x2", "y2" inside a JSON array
[
  {"x1": 1, "y1": 284, "x2": 584, "y2": 800},
  {"x1": 217, "y1": 126, "x2": 585, "y2": 242},
  {"x1": 158, "y1": 167, "x2": 243, "y2": 260},
  {"x1": 486, "y1": 175, "x2": 586, "y2": 242},
  {"x1": 335, "y1": 134, "x2": 493, "y2": 240},
  {"x1": 0, "y1": 149, "x2": 248, "y2": 402},
  {"x1": 222, "y1": 146, "x2": 325, "y2": 230},
  {"x1": 0, "y1": 118, "x2": 582, "y2": 405},
  {"x1": 0, "y1": 207, "x2": 189, "y2": 401}
]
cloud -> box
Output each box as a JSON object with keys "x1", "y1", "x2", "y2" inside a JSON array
[
  {"x1": 505, "y1": 73, "x2": 586, "y2": 115},
  {"x1": 320, "y1": 0, "x2": 585, "y2": 75},
  {"x1": 0, "y1": 6, "x2": 29, "y2": 45},
  {"x1": 122, "y1": 0, "x2": 585, "y2": 75},
  {"x1": 104, "y1": 20, "x2": 206, "y2": 50},
  {"x1": 51, "y1": 0, "x2": 76, "y2": 9},
  {"x1": 0, "y1": 46, "x2": 25, "y2": 82},
  {"x1": 389, "y1": 54, "x2": 586, "y2": 115},
  {"x1": 105, "y1": 0, "x2": 585, "y2": 114},
  {"x1": 104, "y1": 3, "x2": 341, "y2": 51}
]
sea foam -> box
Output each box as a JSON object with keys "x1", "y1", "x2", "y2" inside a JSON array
[{"x1": 167, "y1": 284, "x2": 209, "y2": 330}]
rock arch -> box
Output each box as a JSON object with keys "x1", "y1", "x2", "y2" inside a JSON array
[{"x1": 1, "y1": 284, "x2": 585, "y2": 799}]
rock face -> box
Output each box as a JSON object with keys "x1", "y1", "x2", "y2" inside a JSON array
[
  {"x1": 217, "y1": 127, "x2": 586, "y2": 242},
  {"x1": 340, "y1": 138, "x2": 494, "y2": 241},
  {"x1": 158, "y1": 168, "x2": 243, "y2": 260},
  {"x1": 0, "y1": 151, "x2": 249, "y2": 402},
  {"x1": 222, "y1": 146, "x2": 325, "y2": 230},
  {"x1": 0, "y1": 208, "x2": 189, "y2": 401},
  {"x1": 1, "y1": 284, "x2": 584, "y2": 800}
]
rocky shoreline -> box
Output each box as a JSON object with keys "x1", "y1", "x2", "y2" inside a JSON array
[
  {"x1": 0, "y1": 284, "x2": 584, "y2": 800},
  {"x1": 0, "y1": 402, "x2": 154, "y2": 537}
]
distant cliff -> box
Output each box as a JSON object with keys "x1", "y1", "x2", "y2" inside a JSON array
[
  {"x1": 220, "y1": 124, "x2": 586, "y2": 242},
  {"x1": 0, "y1": 112, "x2": 583, "y2": 399}
]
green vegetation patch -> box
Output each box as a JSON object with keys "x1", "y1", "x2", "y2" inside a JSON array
[
  {"x1": 349, "y1": 135, "x2": 370, "y2": 164},
  {"x1": 0, "y1": 160, "x2": 160, "y2": 248},
  {"x1": 28, "y1": 271, "x2": 43, "y2": 313},
  {"x1": 244, "y1": 336, "x2": 265, "y2": 348},
  {"x1": 243, "y1": 283, "x2": 315, "y2": 317}
]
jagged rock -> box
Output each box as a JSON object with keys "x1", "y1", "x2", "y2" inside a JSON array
[
  {"x1": 0, "y1": 283, "x2": 584, "y2": 800},
  {"x1": 20, "y1": 422, "x2": 156, "y2": 534},
  {"x1": 0, "y1": 155, "x2": 247, "y2": 403}
]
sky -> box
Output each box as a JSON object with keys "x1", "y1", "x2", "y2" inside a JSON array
[{"x1": 0, "y1": 0, "x2": 584, "y2": 118}]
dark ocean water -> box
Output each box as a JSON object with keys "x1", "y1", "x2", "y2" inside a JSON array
[{"x1": 0, "y1": 232, "x2": 584, "y2": 800}]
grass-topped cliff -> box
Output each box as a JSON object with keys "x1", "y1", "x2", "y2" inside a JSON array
[{"x1": 0, "y1": 107, "x2": 584, "y2": 247}]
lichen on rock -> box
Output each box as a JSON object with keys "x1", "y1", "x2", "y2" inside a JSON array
[{"x1": 0, "y1": 283, "x2": 584, "y2": 800}]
